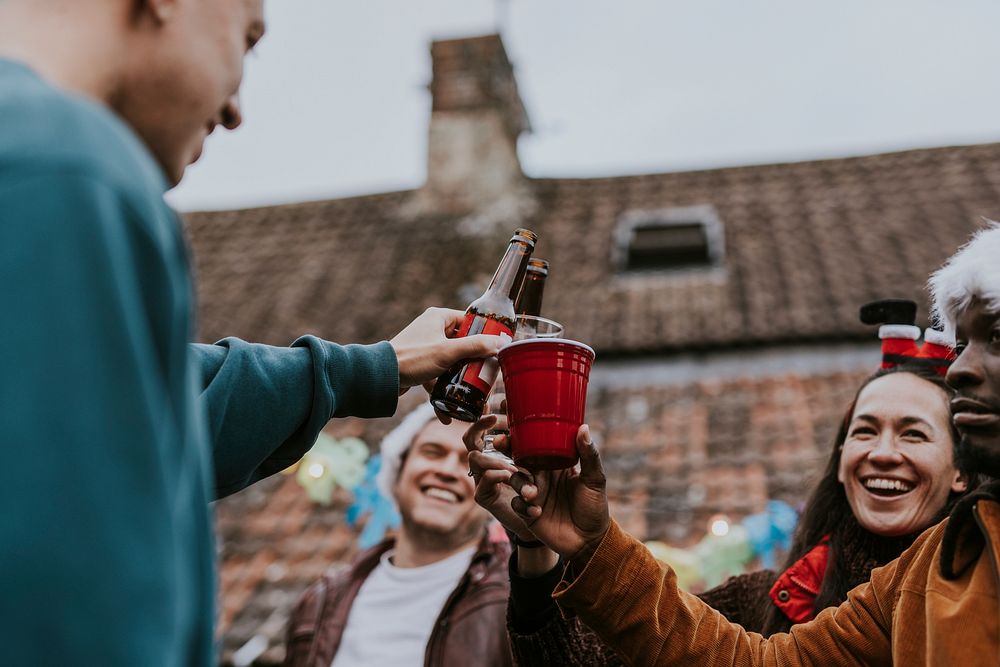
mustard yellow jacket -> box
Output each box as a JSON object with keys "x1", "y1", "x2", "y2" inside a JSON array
[{"x1": 553, "y1": 498, "x2": 1000, "y2": 666}]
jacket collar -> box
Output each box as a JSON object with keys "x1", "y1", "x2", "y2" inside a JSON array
[
  {"x1": 344, "y1": 529, "x2": 503, "y2": 582},
  {"x1": 941, "y1": 480, "x2": 1000, "y2": 579},
  {"x1": 768, "y1": 536, "x2": 831, "y2": 623},
  {"x1": 311, "y1": 529, "x2": 506, "y2": 666}
]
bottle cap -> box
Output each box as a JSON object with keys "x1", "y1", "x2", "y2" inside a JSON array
[
  {"x1": 526, "y1": 258, "x2": 549, "y2": 276},
  {"x1": 512, "y1": 228, "x2": 538, "y2": 247}
]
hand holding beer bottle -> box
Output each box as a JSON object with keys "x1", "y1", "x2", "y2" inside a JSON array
[
  {"x1": 389, "y1": 307, "x2": 509, "y2": 395},
  {"x1": 430, "y1": 229, "x2": 537, "y2": 422}
]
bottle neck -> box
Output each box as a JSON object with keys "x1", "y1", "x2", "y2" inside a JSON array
[
  {"x1": 486, "y1": 239, "x2": 534, "y2": 302},
  {"x1": 515, "y1": 271, "x2": 547, "y2": 317}
]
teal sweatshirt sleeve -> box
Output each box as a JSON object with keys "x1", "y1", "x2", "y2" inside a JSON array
[{"x1": 193, "y1": 336, "x2": 399, "y2": 498}]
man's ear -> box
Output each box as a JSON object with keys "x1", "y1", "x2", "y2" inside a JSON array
[
  {"x1": 141, "y1": 0, "x2": 179, "y2": 24},
  {"x1": 952, "y1": 470, "x2": 969, "y2": 494}
]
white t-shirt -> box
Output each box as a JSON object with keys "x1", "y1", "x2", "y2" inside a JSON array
[{"x1": 330, "y1": 545, "x2": 477, "y2": 667}]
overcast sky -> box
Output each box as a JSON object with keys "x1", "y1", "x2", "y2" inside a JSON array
[{"x1": 167, "y1": 1, "x2": 1000, "y2": 212}]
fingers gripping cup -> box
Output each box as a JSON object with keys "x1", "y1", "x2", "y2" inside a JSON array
[{"x1": 497, "y1": 339, "x2": 596, "y2": 470}]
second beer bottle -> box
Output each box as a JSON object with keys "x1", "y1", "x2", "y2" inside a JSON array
[{"x1": 431, "y1": 228, "x2": 538, "y2": 422}]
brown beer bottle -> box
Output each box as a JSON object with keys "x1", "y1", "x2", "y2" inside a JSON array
[
  {"x1": 431, "y1": 229, "x2": 538, "y2": 421},
  {"x1": 514, "y1": 258, "x2": 548, "y2": 318},
  {"x1": 481, "y1": 258, "x2": 550, "y2": 448}
]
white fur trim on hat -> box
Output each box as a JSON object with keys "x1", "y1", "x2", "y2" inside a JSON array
[
  {"x1": 375, "y1": 402, "x2": 438, "y2": 504},
  {"x1": 923, "y1": 327, "x2": 954, "y2": 347},
  {"x1": 929, "y1": 222, "x2": 1000, "y2": 339},
  {"x1": 878, "y1": 324, "x2": 921, "y2": 340}
]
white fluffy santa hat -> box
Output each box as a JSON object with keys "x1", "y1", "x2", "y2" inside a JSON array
[{"x1": 929, "y1": 222, "x2": 1000, "y2": 340}]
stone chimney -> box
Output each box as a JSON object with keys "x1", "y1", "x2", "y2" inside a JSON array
[{"x1": 409, "y1": 34, "x2": 531, "y2": 219}]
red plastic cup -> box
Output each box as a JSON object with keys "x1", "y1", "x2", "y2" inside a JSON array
[{"x1": 497, "y1": 338, "x2": 596, "y2": 470}]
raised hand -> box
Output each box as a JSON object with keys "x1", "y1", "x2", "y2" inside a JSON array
[
  {"x1": 464, "y1": 416, "x2": 538, "y2": 542},
  {"x1": 389, "y1": 307, "x2": 505, "y2": 402},
  {"x1": 507, "y1": 425, "x2": 611, "y2": 566}
]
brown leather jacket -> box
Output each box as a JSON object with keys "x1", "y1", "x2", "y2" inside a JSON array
[{"x1": 284, "y1": 533, "x2": 514, "y2": 667}]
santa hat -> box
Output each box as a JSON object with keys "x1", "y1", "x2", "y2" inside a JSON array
[
  {"x1": 913, "y1": 326, "x2": 955, "y2": 377},
  {"x1": 375, "y1": 402, "x2": 437, "y2": 504},
  {"x1": 859, "y1": 299, "x2": 954, "y2": 376},
  {"x1": 860, "y1": 299, "x2": 921, "y2": 370},
  {"x1": 929, "y1": 221, "x2": 1000, "y2": 340}
]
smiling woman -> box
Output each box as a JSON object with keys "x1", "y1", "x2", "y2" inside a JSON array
[
  {"x1": 838, "y1": 371, "x2": 966, "y2": 538},
  {"x1": 747, "y1": 364, "x2": 973, "y2": 634}
]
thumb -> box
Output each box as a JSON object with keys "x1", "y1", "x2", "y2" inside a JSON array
[
  {"x1": 443, "y1": 333, "x2": 505, "y2": 362},
  {"x1": 576, "y1": 425, "x2": 606, "y2": 490},
  {"x1": 437, "y1": 307, "x2": 468, "y2": 338}
]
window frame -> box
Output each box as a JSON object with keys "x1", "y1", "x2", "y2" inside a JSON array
[{"x1": 613, "y1": 205, "x2": 725, "y2": 275}]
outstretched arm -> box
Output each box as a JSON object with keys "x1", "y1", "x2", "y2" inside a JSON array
[
  {"x1": 194, "y1": 336, "x2": 398, "y2": 498},
  {"x1": 467, "y1": 421, "x2": 625, "y2": 666},
  {"x1": 508, "y1": 426, "x2": 899, "y2": 667},
  {"x1": 506, "y1": 551, "x2": 627, "y2": 667},
  {"x1": 200, "y1": 307, "x2": 507, "y2": 498}
]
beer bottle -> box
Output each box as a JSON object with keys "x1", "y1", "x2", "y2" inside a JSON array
[
  {"x1": 514, "y1": 258, "x2": 549, "y2": 318},
  {"x1": 431, "y1": 229, "x2": 538, "y2": 422},
  {"x1": 481, "y1": 258, "x2": 549, "y2": 453}
]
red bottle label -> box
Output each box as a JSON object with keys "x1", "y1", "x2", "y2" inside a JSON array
[{"x1": 457, "y1": 314, "x2": 513, "y2": 394}]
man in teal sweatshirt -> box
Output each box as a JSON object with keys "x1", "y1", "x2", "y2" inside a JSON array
[{"x1": 0, "y1": 0, "x2": 502, "y2": 664}]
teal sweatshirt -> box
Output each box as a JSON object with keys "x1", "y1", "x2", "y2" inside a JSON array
[{"x1": 0, "y1": 59, "x2": 399, "y2": 665}]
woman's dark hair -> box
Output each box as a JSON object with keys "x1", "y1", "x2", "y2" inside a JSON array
[{"x1": 758, "y1": 364, "x2": 975, "y2": 634}]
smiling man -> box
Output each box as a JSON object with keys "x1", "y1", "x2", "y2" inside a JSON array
[{"x1": 285, "y1": 402, "x2": 513, "y2": 667}]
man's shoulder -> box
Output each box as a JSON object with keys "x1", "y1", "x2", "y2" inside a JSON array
[
  {"x1": 464, "y1": 536, "x2": 512, "y2": 595},
  {"x1": 899, "y1": 518, "x2": 946, "y2": 568},
  {"x1": 866, "y1": 518, "x2": 947, "y2": 595},
  {"x1": 479, "y1": 537, "x2": 513, "y2": 577},
  {"x1": 288, "y1": 563, "x2": 350, "y2": 627},
  {"x1": 0, "y1": 60, "x2": 167, "y2": 206}
]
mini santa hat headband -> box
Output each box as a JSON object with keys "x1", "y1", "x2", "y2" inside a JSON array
[
  {"x1": 929, "y1": 221, "x2": 1000, "y2": 341},
  {"x1": 859, "y1": 298, "x2": 954, "y2": 376}
]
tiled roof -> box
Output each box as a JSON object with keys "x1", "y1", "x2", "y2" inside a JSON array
[
  {"x1": 187, "y1": 143, "x2": 1000, "y2": 355},
  {"x1": 213, "y1": 368, "x2": 868, "y2": 664}
]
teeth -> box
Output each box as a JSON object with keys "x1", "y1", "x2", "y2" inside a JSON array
[
  {"x1": 424, "y1": 488, "x2": 459, "y2": 503},
  {"x1": 863, "y1": 478, "x2": 914, "y2": 493}
]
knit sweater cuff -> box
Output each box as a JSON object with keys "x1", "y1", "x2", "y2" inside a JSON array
[{"x1": 507, "y1": 602, "x2": 623, "y2": 667}]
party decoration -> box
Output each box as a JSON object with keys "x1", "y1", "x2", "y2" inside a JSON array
[
  {"x1": 346, "y1": 455, "x2": 401, "y2": 549},
  {"x1": 695, "y1": 523, "x2": 754, "y2": 588},
  {"x1": 295, "y1": 434, "x2": 369, "y2": 506},
  {"x1": 644, "y1": 541, "x2": 704, "y2": 591},
  {"x1": 741, "y1": 500, "x2": 798, "y2": 569},
  {"x1": 644, "y1": 501, "x2": 800, "y2": 591},
  {"x1": 860, "y1": 298, "x2": 955, "y2": 376}
]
